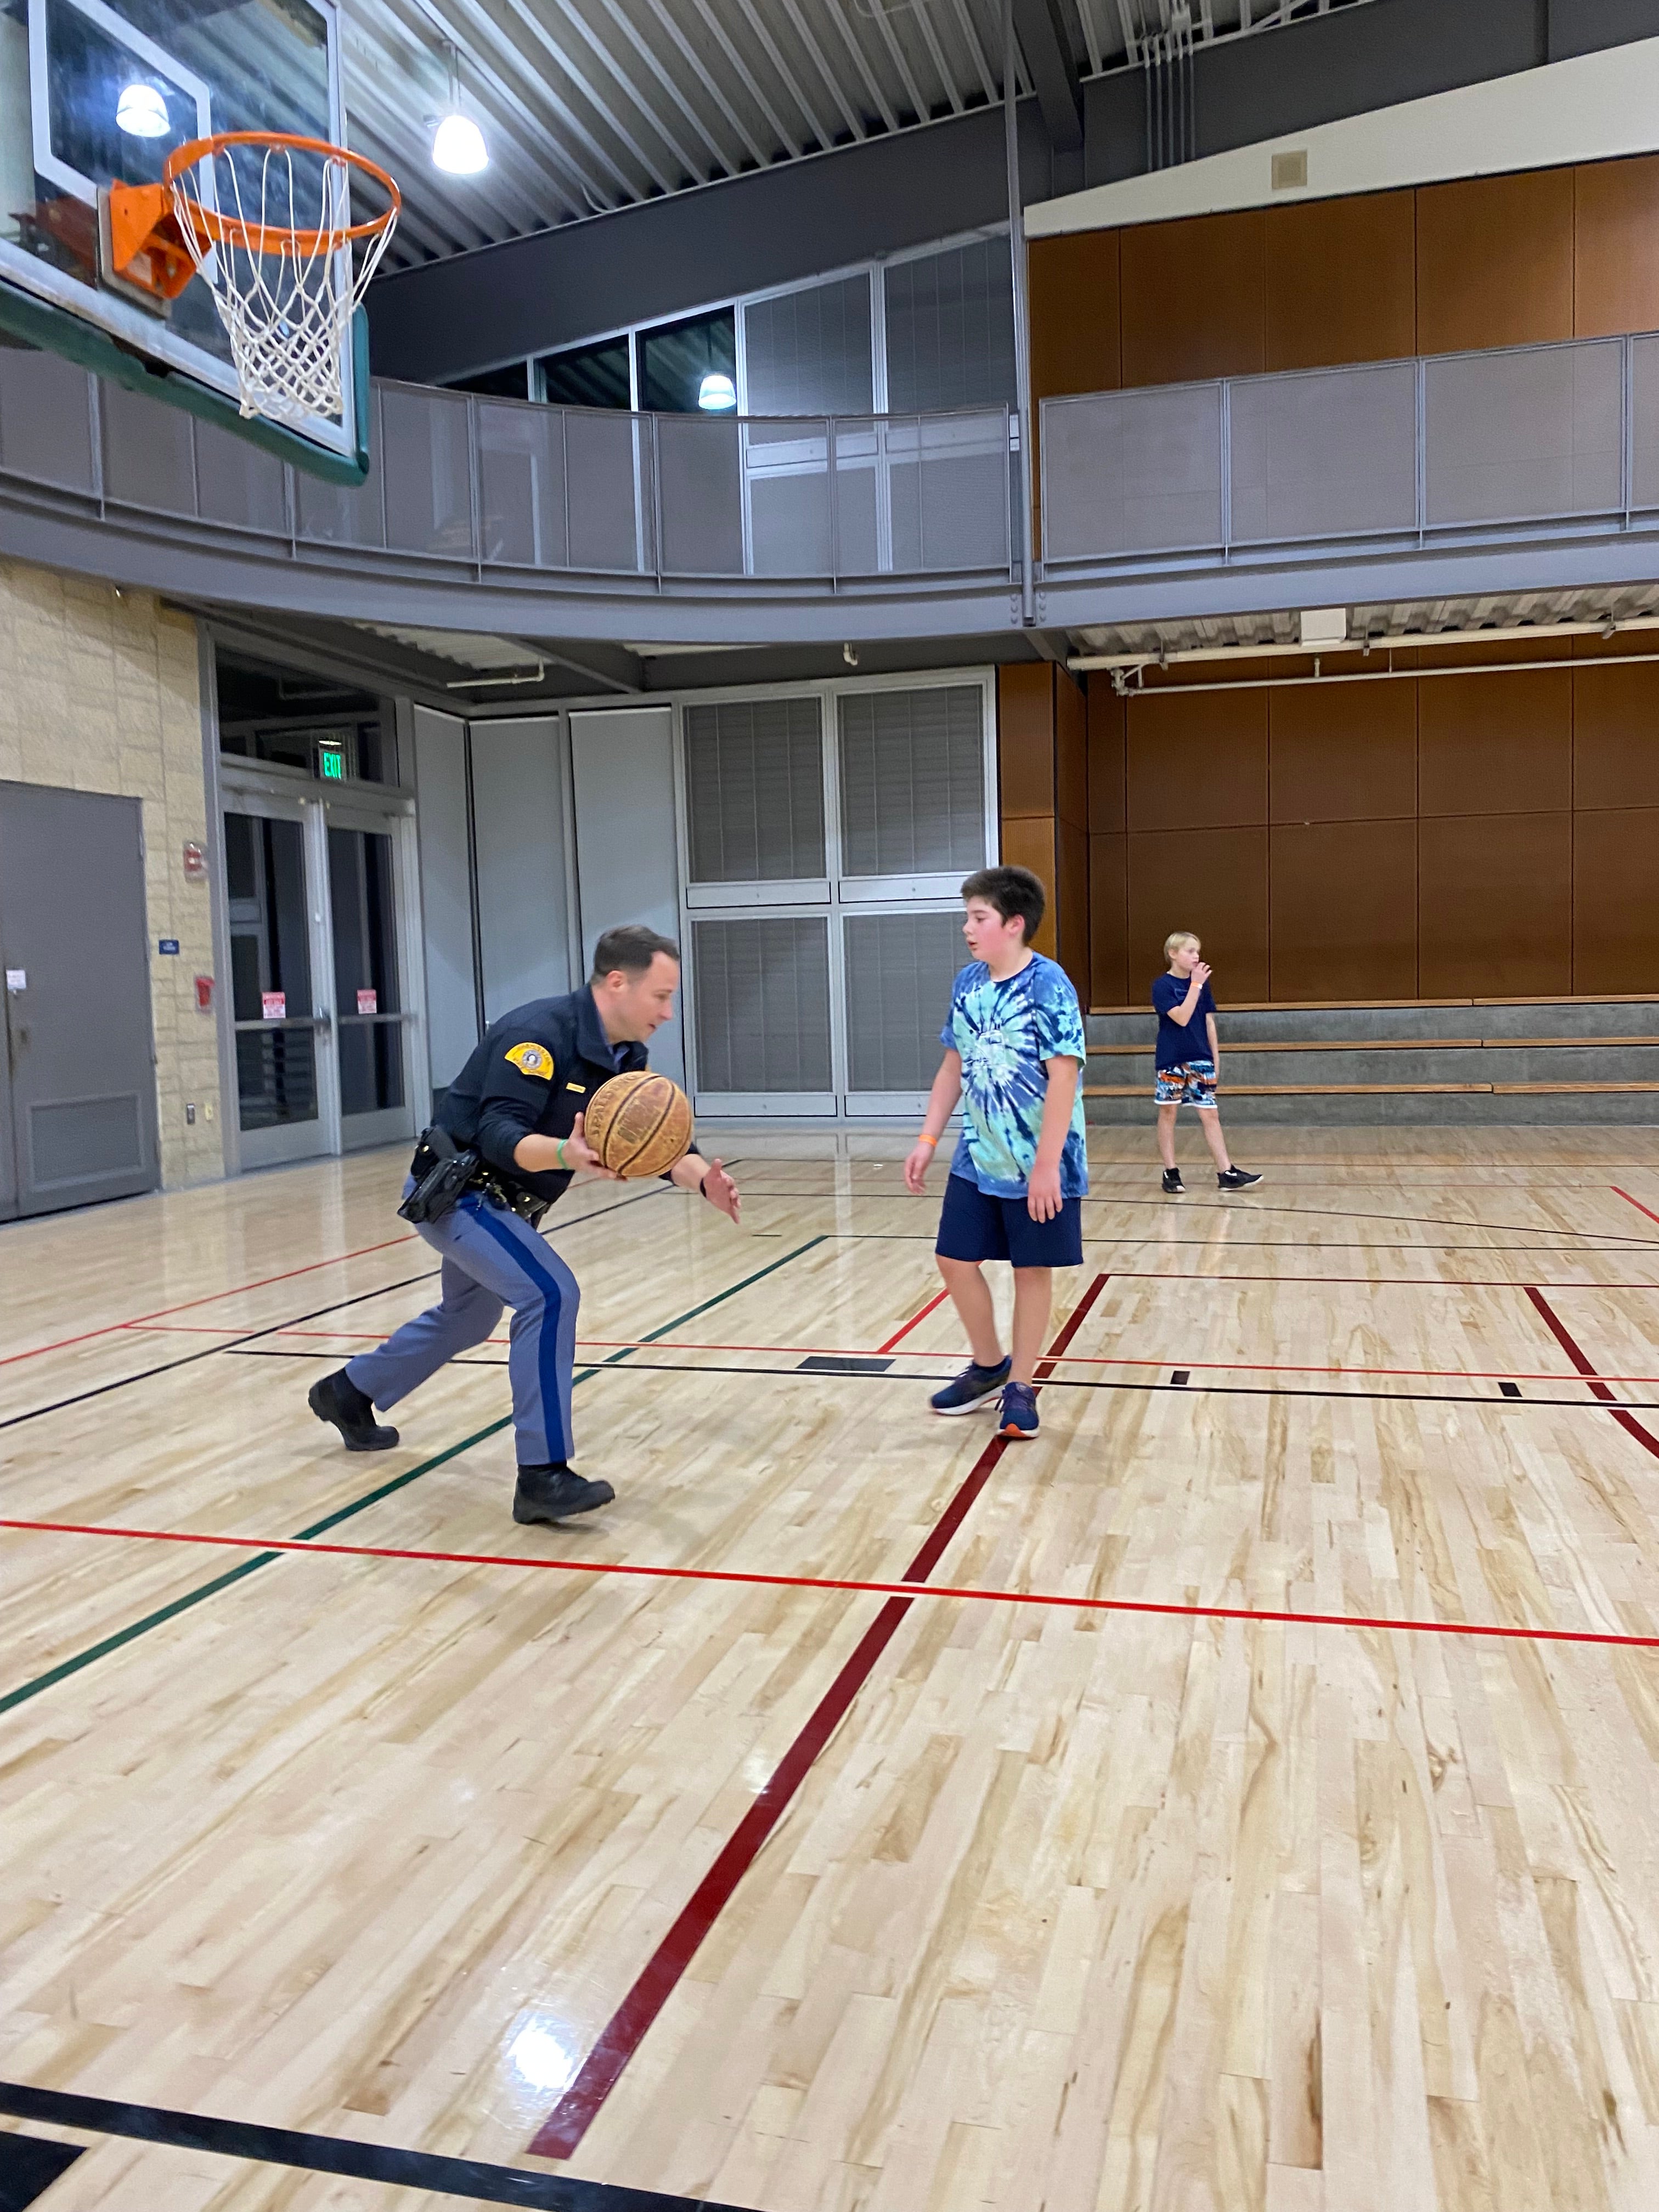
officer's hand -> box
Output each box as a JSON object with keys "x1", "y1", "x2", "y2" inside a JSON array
[
  {"x1": 563, "y1": 1112, "x2": 619, "y2": 1180},
  {"x1": 700, "y1": 1158, "x2": 741, "y2": 1224}
]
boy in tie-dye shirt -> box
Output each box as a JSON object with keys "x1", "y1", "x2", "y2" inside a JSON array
[{"x1": 904, "y1": 866, "x2": 1087, "y2": 1441}]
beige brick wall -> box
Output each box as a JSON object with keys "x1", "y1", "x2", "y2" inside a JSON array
[{"x1": 0, "y1": 558, "x2": 224, "y2": 1188}]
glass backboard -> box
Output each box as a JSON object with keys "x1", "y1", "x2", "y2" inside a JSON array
[{"x1": 0, "y1": 0, "x2": 373, "y2": 475}]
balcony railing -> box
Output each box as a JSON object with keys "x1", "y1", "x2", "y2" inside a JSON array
[
  {"x1": 0, "y1": 347, "x2": 1016, "y2": 593},
  {"x1": 1040, "y1": 332, "x2": 1659, "y2": 568},
  {"x1": 6, "y1": 330, "x2": 1659, "y2": 633}
]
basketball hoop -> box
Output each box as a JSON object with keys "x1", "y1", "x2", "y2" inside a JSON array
[{"x1": 105, "y1": 132, "x2": 399, "y2": 430}]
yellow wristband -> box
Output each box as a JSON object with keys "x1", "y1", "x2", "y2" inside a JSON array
[{"x1": 916, "y1": 1133, "x2": 938, "y2": 1147}]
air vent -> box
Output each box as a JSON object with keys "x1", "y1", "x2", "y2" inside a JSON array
[{"x1": 1272, "y1": 150, "x2": 1308, "y2": 191}]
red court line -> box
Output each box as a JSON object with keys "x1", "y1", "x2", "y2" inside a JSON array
[
  {"x1": 874, "y1": 1287, "x2": 951, "y2": 1354},
  {"x1": 1525, "y1": 1286, "x2": 1659, "y2": 1465},
  {"x1": 529, "y1": 1269, "x2": 1111, "y2": 2160},
  {"x1": 1615, "y1": 1186, "x2": 1659, "y2": 1228},
  {"x1": 6, "y1": 1514, "x2": 1656, "y2": 1650},
  {"x1": 0, "y1": 1233, "x2": 419, "y2": 1369}
]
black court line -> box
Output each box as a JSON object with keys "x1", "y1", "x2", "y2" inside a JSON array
[
  {"x1": 815, "y1": 1232, "x2": 1659, "y2": 1255},
  {"x1": 0, "y1": 1239, "x2": 825, "y2": 1718},
  {"x1": 220, "y1": 1345, "x2": 1659, "y2": 1417},
  {"x1": 0, "y1": 1184, "x2": 675, "y2": 1434},
  {"x1": 0, "y1": 2080, "x2": 748, "y2": 2210},
  {"x1": 724, "y1": 1189, "x2": 1659, "y2": 1246}
]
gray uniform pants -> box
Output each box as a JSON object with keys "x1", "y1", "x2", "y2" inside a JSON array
[{"x1": 346, "y1": 1186, "x2": 579, "y2": 1468}]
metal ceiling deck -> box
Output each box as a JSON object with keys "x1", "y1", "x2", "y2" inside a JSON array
[{"x1": 341, "y1": 0, "x2": 1367, "y2": 266}]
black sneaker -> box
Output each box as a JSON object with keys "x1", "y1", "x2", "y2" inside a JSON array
[
  {"x1": 929, "y1": 1356, "x2": 1012, "y2": 1415},
  {"x1": 513, "y1": 1463, "x2": 616, "y2": 1525},
  {"x1": 308, "y1": 1367, "x2": 398, "y2": 1452},
  {"x1": 1217, "y1": 1167, "x2": 1263, "y2": 1192},
  {"x1": 1161, "y1": 1169, "x2": 1184, "y2": 1195}
]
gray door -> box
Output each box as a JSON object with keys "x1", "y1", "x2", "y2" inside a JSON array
[
  {"x1": 0, "y1": 781, "x2": 159, "y2": 1217},
  {"x1": 569, "y1": 707, "x2": 684, "y2": 1085}
]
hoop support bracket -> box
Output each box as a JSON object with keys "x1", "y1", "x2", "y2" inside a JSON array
[{"x1": 101, "y1": 183, "x2": 198, "y2": 305}]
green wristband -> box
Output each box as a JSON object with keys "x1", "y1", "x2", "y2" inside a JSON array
[{"x1": 555, "y1": 1137, "x2": 568, "y2": 1170}]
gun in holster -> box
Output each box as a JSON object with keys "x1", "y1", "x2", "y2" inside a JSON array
[{"x1": 398, "y1": 1126, "x2": 480, "y2": 1225}]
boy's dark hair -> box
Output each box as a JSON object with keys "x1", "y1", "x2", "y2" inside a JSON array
[
  {"x1": 591, "y1": 924, "x2": 680, "y2": 981},
  {"x1": 960, "y1": 865, "x2": 1046, "y2": 943}
]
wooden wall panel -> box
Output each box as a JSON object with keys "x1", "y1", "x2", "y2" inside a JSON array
[
  {"x1": 997, "y1": 664, "x2": 1054, "y2": 818},
  {"x1": 1575, "y1": 155, "x2": 1659, "y2": 338},
  {"x1": 1419, "y1": 812, "x2": 1572, "y2": 996},
  {"x1": 1270, "y1": 679, "x2": 1417, "y2": 822},
  {"x1": 1416, "y1": 169, "x2": 1575, "y2": 355},
  {"x1": 1269, "y1": 820, "x2": 1418, "y2": 1001},
  {"x1": 1120, "y1": 209, "x2": 1266, "y2": 388},
  {"x1": 1090, "y1": 832, "x2": 1128, "y2": 1006},
  {"x1": 1419, "y1": 670, "x2": 1571, "y2": 816},
  {"x1": 1056, "y1": 669, "x2": 1088, "y2": 831},
  {"x1": 1056, "y1": 817, "x2": 1090, "y2": 996},
  {"x1": 1265, "y1": 190, "x2": 1417, "y2": 373},
  {"x1": 1573, "y1": 661, "x2": 1659, "y2": 811},
  {"x1": 1574, "y1": 809, "x2": 1659, "y2": 991},
  {"x1": 999, "y1": 815, "x2": 1057, "y2": 957},
  {"x1": 1127, "y1": 687, "x2": 1268, "y2": 831},
  {"x1": 1087, "y1": 678, "x2": 1126, "y2": 834},
  {"x1": 1127, "y1": 827, "x2": 1269, "y2": 1001},
  {"x1": 1029, "y1": 232, "x2": 1120, "y2": 400}
]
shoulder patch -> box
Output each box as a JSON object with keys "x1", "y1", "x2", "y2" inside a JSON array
[{"x1": 504, "y1": 1041, "x2": 554, "y2": 1080}]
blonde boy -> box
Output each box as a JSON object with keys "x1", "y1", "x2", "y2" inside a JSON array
[{"x1": 1152, "y1": 931, "x2": 1261, "y2": 1195}]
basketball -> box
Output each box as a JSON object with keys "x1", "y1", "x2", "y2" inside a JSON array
[{"x1": 584, "y1": 1070, "x2": 694, "y2": 1178}]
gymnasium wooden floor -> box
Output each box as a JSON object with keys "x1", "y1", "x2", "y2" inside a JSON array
[{"x1": 7, "y1": 1126, "x2": 1659, "y2": 2211}]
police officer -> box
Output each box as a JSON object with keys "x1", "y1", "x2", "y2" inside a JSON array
[{"x1": 307, "y1": 924, "x2": 741, "y2": 1525}]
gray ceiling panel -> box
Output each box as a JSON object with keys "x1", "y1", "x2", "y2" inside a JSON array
[{"x1": 341, "y1": 0, "x2": 1378, "y2": 269}]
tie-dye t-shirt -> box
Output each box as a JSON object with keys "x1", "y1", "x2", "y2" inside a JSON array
[{"x1": 940, "y1": 953, "x2": 1089, "y2": 1200}]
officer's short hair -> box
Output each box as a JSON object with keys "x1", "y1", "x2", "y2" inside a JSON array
[{"x1": 591, "y1": 924, "x2": 680, "y2": 982}]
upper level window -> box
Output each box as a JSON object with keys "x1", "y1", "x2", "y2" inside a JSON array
[
  {"x1": 539, "y1": 337, "x2": 631, "y2": 410},
  {"x1": 640, "y1": 308, "x2": 737, "y2": 414}
]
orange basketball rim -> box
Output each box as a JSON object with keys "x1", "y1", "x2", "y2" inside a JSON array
[{"x1": 105, "y1": 132, "x2": 399, "y2": 302}]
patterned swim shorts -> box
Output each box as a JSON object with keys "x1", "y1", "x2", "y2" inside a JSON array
[{"x1": 1155, "y1": 1058, "x2": 1218, "y2": 1107}]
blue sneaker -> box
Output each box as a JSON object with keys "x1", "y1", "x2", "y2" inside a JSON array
[
  {"x1": 930, "y1": 1356, "x2": 1011, "y2": 1415},
  {"x1": 997, "y1": 1381, "x2": 1039, "y2": 1439}
]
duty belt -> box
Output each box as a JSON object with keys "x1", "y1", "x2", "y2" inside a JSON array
[{"x1": 471, "y1": 1166, "x2": 549, "y2": 1227}]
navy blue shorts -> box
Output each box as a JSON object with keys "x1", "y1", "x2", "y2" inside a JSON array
[{"x1": 935, "y1": 1172, "x2": 1084, "y2": 1269}]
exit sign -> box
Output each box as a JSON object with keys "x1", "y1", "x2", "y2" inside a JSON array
[{"x1": 317, "y1": 744, "x2": 346, "y2": 780}]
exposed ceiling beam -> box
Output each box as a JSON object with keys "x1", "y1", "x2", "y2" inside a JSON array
[{"x1": 1013, "y1": 0, "x2": 1085, "y2": 148}]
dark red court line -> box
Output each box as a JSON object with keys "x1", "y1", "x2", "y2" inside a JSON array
[
  {"x1": 11, "y1": 1511, "x2": 1658, "y2": 1649},
  {"x1": 1525, "y1": 1287, "x2": 1659, "y2": 1465},
  {"x1": 1615, "y1": 1187, "x2": 1659, "y2": 1228},
  {"x1": 1109, "y1": 1271, "x2": 1659, "y2": 1291},
  {"x1": 528, "y1": 1271, "x2": 1110, "y2": 2160},
  {"x1": 874, "y1": 1288, "x2": 950, "y2": 1354},
  {"x1": 0, "y1": 1231, "x2": 420, "y2": 1368}
]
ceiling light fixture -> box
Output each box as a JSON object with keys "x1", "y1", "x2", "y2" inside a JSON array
[
  {"x1": 697, "y1": 371, "x2": 736, "y2": 411},
  {"x1": 432, "y1": 43, "x2": 488, "y2": 174},
  {"x1": 116, "y1": 82, "x2": 170, "y2": 138}
]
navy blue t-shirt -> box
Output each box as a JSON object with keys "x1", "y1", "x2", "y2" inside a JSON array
[{"x1": 1152, "y1": 972, "x2": 1217, "y2": 1069}]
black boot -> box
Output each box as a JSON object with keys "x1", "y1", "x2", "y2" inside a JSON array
[
  {"x1": 513, "y1": 1463, "x2": 616, "y2": 1525},
  {"x1": 308, "y1": 1368, "x2": 399, "y2": 1452}
]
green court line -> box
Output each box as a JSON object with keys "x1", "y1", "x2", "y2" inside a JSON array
[{"x1": 0, "y1": 1237, "x2": 825, "y2": 1717}]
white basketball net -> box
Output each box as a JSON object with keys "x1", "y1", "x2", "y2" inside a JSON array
[{"x1": 170, "y1": 143, "x2": 397, "y2": 429}]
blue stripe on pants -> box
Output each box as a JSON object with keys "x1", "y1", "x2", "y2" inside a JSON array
[{"x1": 345, "y1": 1189, "x2": 580, "y2": 1467}]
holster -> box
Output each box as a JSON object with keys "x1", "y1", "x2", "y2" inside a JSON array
[{"x1": 397, "y1": 1127, "x2": 481, "y2": 1225}]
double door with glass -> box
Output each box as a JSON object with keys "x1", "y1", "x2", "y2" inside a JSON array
[{"x1": 224, "y1": 786, "x2": 417, "y2": 1167}]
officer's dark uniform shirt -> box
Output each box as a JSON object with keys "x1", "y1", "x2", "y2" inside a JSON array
[{"x1": 434, "y1": 988, "x2": 690, "y2": 1207}]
